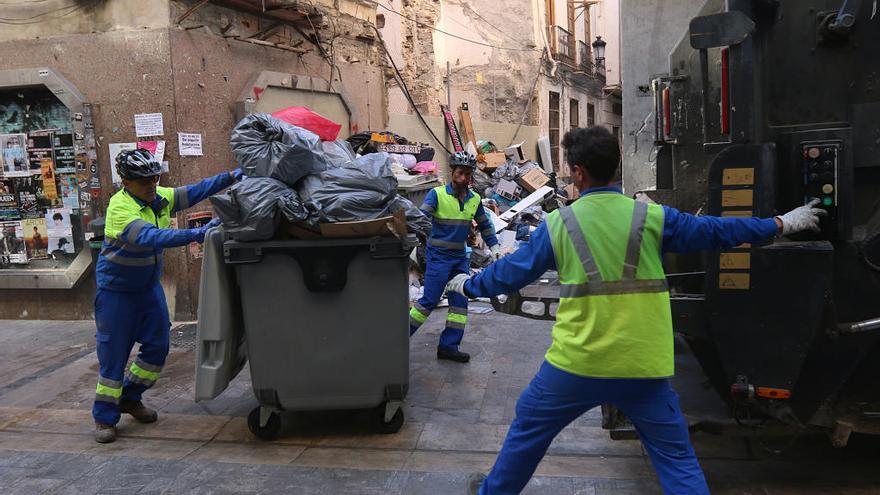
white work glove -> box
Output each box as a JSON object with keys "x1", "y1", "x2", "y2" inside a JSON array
[
  {"x1": 446, "y1": 273, "x2": 471, "y2": 297},
  {"x1": 775, "y1": 199, "x2": 828, "y2": 236},
  {"x1": 490, "y1": 244, "x2": 503, "y2": 261}
]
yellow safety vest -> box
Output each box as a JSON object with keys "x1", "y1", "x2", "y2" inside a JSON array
[
  {"x1": 545, "y1": 192, "x2": 673, "y2": 378},
  {"x1": 427, "y1": 185, "x2": 481, "y2": 250}
]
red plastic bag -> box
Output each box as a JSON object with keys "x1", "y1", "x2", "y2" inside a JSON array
[{"x1": 270, "y1": 106, "x2": 342, "y2": 141}]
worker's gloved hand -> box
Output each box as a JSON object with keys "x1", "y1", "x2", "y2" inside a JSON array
[
  {"x1": 776, "y1": 198, "x2": 827, "y2": 235},
  {"x1": 446, "y1": 273, "x2": 471, "y2": 297},
  {"x1": 229, "y1": 168, "x2": 244, "y2": 182},
  {"x1": 193, "y1": 218, "x2": 222, "y2": 244},
  {"x1": 490, "y1": 244, "x2": 503, "y2": 261}
]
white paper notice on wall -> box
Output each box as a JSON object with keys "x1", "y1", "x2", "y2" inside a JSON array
[
  {"x1": 178, "y1": 133, "x2": 203, "y2": 156},
  {"x1": 134, "y1": 113, "x2": 164, "y2": 137}
]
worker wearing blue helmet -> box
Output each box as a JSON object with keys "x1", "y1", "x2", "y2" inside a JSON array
[{"x1": 408, "y1": 151, "x2": 502, "y2": 362}]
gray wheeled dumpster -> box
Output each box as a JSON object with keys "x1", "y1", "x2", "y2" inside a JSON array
[{"x1": 195, "y1": 227, "x2": 412, "y2": 439}]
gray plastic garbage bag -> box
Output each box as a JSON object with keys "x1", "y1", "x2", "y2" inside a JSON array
[
  {"x1": 296, "y1": 152, "x2": 431, "y2": 237},
  {"x1": 472, "y1": 168, "x2": 494, "y2": 196},
  {"x1": 230, "y1": 113, "x2": 328, "y2": 186},
  {"x1": 209, "y1": 177, "x2": 308, "y2": 241},
  {"x1": 297, "y1": 153, "x2": 398, "y2": 222},
  {"x1": 389, "y1": 195, "x2": 432, "y2": 238},
  {"x1": 322, "y1": 140, "x2": 357, "y2": 167}
]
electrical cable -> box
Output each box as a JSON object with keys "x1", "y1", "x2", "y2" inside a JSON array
[
  {"x1": 458, "y1": 3, "x2": 530, "y2": 47},
  {"x1": 0, "y1": 0, "x2": 54, "y2": 4},
  {"x1": 366, "y1": 0, "x2": 541, "y2": 52},
  {"x1": 508, "y1": 62, "x2": 544, "y2": 146},
  {"x1": 0, "y1": 0, "x2": 98, "y2": 24},
  {"x1": 370, "y1": 24, "x2": 453, "y2": 155},
  {"x1": 0, "y1": 0, "x2": 84, "y2": 21}
]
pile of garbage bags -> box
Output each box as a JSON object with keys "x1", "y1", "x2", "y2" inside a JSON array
[{"x1": 211, "y1": 113, "x2": 430, "y2": 241}]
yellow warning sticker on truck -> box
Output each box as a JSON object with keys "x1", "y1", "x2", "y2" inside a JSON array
[
  {"x1": 722, "y1": 168, "x2": 755, "y2": 185},
  {"x1": 721, "y1": 210, "x2": 752, "y2": 218},
  {"x1": 719, "y1": 272, "x2": 750, "y2": 290},
  {"x1": 720, "y1": 252, "x2": 751, "y2": 270},
  {"x1": 721, "y1": 189, "x2": 754, "y2": 207}
]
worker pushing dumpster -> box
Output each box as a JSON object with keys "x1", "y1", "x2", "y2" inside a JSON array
[{"x1": 194, "y1": 114, "x2": 424, "y2": 439}]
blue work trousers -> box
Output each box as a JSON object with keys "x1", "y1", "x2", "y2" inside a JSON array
[
  {"x1": 481, "y1": 361, "x2": 709, "y2": 495},
  {"x1": 410, "y1": 249, "x2": 470, "y2": 351},
  {"x1": 92, "y1": 284, "x2": 171, "y2": 426}
]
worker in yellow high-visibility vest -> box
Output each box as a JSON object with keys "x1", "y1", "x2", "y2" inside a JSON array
[
  {"x1": 92, "y1": 149, "x2": 241, "y2": 444},
  {"x1": 447, "y1": 127, "x2": 825, "y2": 494},
  {"x1": 409, "y1": 152, "x2": 502, "y2": 363}
]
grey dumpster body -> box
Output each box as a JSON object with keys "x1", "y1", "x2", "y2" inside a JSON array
[{"x1": 195, "y1": 227, "x2": 411, "y2": 439}]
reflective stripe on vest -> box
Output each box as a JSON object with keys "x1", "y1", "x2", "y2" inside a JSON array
[
  {"x1": 546, "y1": 193, "x2": 673, "y2": 379},
  {"x1": 101, "y1": 187, "x2": 175, "y2": 267},
  {"x1": 428, "y1": 186, "x2": 481, "y2": 250}
]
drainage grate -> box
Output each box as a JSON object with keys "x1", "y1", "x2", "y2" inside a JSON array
[{"x1": 170, "y1": 323, "x2": 197, "y2": 351}]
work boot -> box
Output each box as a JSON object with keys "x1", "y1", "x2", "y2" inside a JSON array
[
  {"x1": 437, "y1": 346, "x2": 470, "y2": 363},
  {"x1": 94, "y1": 422, "x2": 117, "y2": 444},
  {"x1": 466, "y1": 472, "x2": 486, "y2": 495},
  {"x1": 120, "y1": 399, "x2": 158, "y2": 423}
]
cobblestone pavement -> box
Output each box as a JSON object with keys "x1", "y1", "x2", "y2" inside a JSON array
[{"x1": 0, "y1": 313, "x2": 878, "y2": 494}]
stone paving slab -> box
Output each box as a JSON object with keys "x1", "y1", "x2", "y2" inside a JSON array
[{"x1": 0, "y1": 315, "x2": 878, "y2": 494}]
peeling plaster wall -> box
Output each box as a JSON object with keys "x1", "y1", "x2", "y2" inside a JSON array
[
  {"x1": 0, "y1": 1, "x2": 386, "y2": 320},
  {"x1": 0, "y1": 0, "x2": 170, "y2": 43},
  {"x1": 168, "y1": 27, "x2": 385, "y2": 318},
  {"x1": 0, "y1": 29, "x2": 176, "y2": 319},
  {"x1": 620, "y1": 0, "x2": 705, "y2": 194},
  {"x1": 379, "y1": 0, "x2": 541, "y2": 125}
]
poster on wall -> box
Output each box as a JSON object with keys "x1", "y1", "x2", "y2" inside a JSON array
[
  {"x1": 40, "y1": 158, "x2": 58, "y2": 200},
  {"x1": 108, "y1": 142, "x2": 136, "y2": 187},
  {"x1": 59, "y1": 174, "x2": 79, "y2": 210},
  {"x1": 27, "y1": 130, "x2": 54, "y2": 173},
  {"x1": 187, "y1": 211, "x2": 213, "y2": 260},
  {"x1": 134, "y1": 113, "x2": 164, "y2": 138},
  {"x1": 22, "y1": 217, "x2": 48, "y2": 259},
  {"x1": 48, "y1": 232, "x2": 74, "y2": 255},
  {"x1": 35, "y1": 175, "x2": 61, "y2": 209},
  {"x1": 0, "y1": 133, "x2": 30, "y2": 177},
  {"x1": 0, "y1": 179, "x2": 18, "y2": 220},
  {"x1": 137, "y1": 140, "x2": 166, "y2": 163},
  {"x1": 46, "y1": 207, "x2": 72, "y2": 233},
  {"x1": 178, "y1": 133, "x2": 203, "y2": 156},
  {"x1": 14, "y1": 175, "x2": 39, "y2": 217},
  {"x1": 52, "y1": 132, "x2": 76, "y2": 173},
  {"x1": 0, "y1": 220, "x2": 27, "y2": 265},
  {"x1": 46, "y1": 207, "x2": 74, "y2": 255}
]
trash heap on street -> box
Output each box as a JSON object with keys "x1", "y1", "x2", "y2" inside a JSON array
[{"x1": 210, "y1": 113, "x2": 431, "y2": 242}]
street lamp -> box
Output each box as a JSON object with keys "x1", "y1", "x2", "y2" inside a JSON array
[{"x1": 592, "y1": 36, "x2": 606, "y2": 66}]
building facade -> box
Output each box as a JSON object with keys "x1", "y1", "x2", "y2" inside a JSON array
[
  {"x1": 0, "y1": 0, "x2": 622, "y2": 320},
  {"x1": 0, "y1": 0, "x2": 386, "y2": 320},
  {"x1": 377, "y1": 0, "x2": 622, "y2": 180}
]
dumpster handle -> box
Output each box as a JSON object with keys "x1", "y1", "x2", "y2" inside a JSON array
[{"x1": 368, "y1": 241, "x2": 411, "y2": 260}]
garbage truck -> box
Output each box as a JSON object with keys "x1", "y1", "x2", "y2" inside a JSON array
[{"x1": 496, "y1": 0, "x2": 880, "y2": 447}]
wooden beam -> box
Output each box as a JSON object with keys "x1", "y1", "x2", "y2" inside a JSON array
[
  {"x1": 177, "y1": 0, "x2": 212, "y2": 24},
  {"x1": 210, "y1": 0, "x2": 321, "y2": 25}
]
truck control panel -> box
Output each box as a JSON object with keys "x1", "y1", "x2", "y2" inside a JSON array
[{"x1": 802, "y1": 141, "x2": 840, "y2": 237}]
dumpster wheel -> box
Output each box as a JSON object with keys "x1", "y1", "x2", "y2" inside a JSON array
[
  {"x1": 248, "y1": 406, "x2": 281, "y2": 440},
  {"x1": 373, "y1": 402, "x2": 405, "y2": 434}
]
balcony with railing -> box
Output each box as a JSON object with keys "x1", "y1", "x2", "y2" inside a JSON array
[
  {"x1": 578, "y1": 41, "x2": 591, "y2": 72},
  {"x1": 575, "y1": 40, "x2": 606, "y2": 83},
  {"x1": 547, "y1": 25, "x2": 575, "y2": 66}
]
